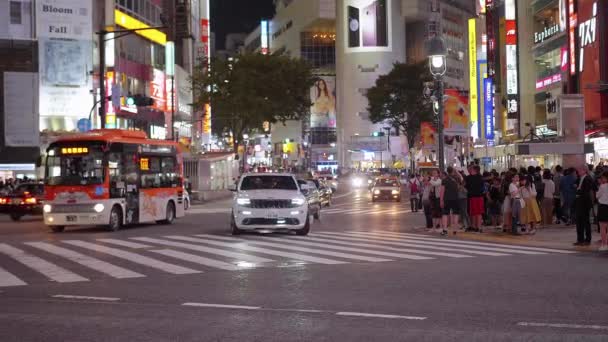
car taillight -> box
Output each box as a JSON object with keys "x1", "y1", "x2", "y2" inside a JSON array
[
  {"x1": 24, "y1": 197, "x2": 37, "y2": 204},
  {"x1": 0, "y1": 198, "x2": 6, "y2": 204}
]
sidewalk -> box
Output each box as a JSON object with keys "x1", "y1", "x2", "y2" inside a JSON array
[{"x1": 408, "y1": 212, "x2": 602, "y2": 252}]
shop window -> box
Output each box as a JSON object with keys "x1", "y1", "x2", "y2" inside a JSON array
[{"x1": 10, "y1": 1, "x2": 22, "y2": 25}]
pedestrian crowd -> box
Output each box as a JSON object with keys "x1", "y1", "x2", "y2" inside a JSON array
[{"x1": 407, "y1": 164, "x2": 608, "y2": 252}]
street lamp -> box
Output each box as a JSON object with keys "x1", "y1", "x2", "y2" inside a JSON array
[{"x1": 426, "y1": 36, "x2": 447, "y2": 171}]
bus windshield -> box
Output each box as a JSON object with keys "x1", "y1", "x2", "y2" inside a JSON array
[{"x1": 45, "y1": 144, "x2": 105, "y2": 186}]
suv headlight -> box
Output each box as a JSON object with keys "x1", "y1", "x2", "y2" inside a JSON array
[
  {"x1": 291, "y1": 198, "x2": 305, "y2": 206},
  {"x1": 236, "y1": 198, "x2": 251, "y2": 206},
  {"x1": 43, "y1": 204, "x2": 52, "y2": 213},
  {"x1": 93, "y1": 203, "x2": 105, "y2": 213},
  {"x1": 373, "y1": 189, "x2": 380, "y2": 195},
  {"x1": 391, "y1": 189, "x2": 399, "y2": 195}
]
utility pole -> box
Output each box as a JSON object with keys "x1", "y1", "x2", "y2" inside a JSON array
[
  {"x1": 98, "y1": 30, "x2": 106, "y2": 129},
  {"x1": 436, "y1": 78, "x2": 445, "y2": 171}
]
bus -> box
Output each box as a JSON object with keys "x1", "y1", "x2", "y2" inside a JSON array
[{"x1": 43, "y1": 129, "x2": 186, "y2": 232}]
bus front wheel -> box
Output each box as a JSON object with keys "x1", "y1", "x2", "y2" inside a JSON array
[{"x1": 108, "y1": 206, "x2": 123, "y2": 232}]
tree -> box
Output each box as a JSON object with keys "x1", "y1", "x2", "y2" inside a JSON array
[
  {"x1": 191, "y1": 53, "x2": 315, "y2": 153},
  {"x1": 365, "y1": 62, "x2": 433, "y2": 167}
]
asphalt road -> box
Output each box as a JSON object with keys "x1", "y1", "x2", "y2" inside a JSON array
[{"x1": 0, "y1": 188, "x2": 607, "y2": 342}]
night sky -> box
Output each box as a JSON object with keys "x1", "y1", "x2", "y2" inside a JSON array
[{"x1": 211, "y1": 0, "x2": 275, "y2": 50}]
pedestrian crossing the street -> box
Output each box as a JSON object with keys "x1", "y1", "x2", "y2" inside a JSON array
[{"x1": 0, "y1": 231, "x2": 575, "y2": 288}]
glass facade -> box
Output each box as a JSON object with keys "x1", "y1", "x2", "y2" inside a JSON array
[{"x1": 300, "y1": 32, "x2": 336, "y2": 69}]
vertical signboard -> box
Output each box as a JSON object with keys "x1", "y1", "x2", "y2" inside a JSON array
[
  {"x1": 483, "y1": 78, "x2": 494, "y2": 140},
  {"x1": 577, "y1": 0, "x2": 601, "y2": 121},
  {"x1": 443, "y1": 89, "x2": 470, "y2": 136},
  {"x1": 468, "y1": 19, "x2": 478, "y2": 123},
  {"x1": 150, "y1": 69, "x2": 166, "y2": 111},
  {"x1": 3, "y1": 72, "x2": 39, "y2": 146},
  {"x1": 505, "y1": 0, "x2": 519, "y2": 136},
  {"x1": 568, "y1": 0, "x2": 577, "y2": 75},
  {"x1": 310, "y1": 76, "x2": 337, "y2": 128},
  {"x1": 36, "y1": 0, "x2": 93, "y2": 131},
  {"x1": 261, "y1": 20, "x2": 269, "y2": 55}
]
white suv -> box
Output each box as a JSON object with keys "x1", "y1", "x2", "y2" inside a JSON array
[{"x1": 231, "y1": 173, "x2": 310, "y2": 235}]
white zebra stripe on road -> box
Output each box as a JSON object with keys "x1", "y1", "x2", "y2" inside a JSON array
[
  {"x1": 96, "y1": 239, "x2": 153, "y2": 249},
  {"x1": 150, "y1": 249, "x2": 242, "y2": 271},
  {"x1": 164, "y1": 235, "x2": 347, "y2": 265},
  {"x1": 0, "y1": 266, "x2": 26, "y2": 287},
  {"x1": 62, "y1": 240, "x2": 200, "y2": 275},
  {"x1": 131, "y1": 237, "x2": 274, "y2": 263},
  {"x1": 314, "y1": 232, "x2": 508, "y2": 256},
  {"x1": 25, "y1": 242, "x2": 144, "y2": 279},
  {"x1": 193, "y1": 234, "x2": 394, "y2": 262},
  {"x1": 343, "y1": 232, "x2": 548, "y2": 255},
  {"x1": 0, "y1": 243, "x2": 88, "y2": 283}
]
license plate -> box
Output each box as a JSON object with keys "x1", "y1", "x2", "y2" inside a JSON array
[
  {"x1": 11, "y1": 199, "x2": 20, "y2": 204},
  {"x1": 66, "y1": 215, "x2": 77, "y2": 222},
  {"x1": 266, "y1": 212, "x2": 278, "y2": 219}
]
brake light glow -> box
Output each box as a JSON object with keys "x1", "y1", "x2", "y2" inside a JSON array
[
  {"x1": 0, "y1": 198, "x2": 6, "y2": 204},
  {"x1": 24, "y1": 198, "x2": 37, "y2": 204}
]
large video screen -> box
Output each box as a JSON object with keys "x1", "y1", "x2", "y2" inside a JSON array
[{"x1": 345, "y1": 0, "x2": 391, "y2": 52}]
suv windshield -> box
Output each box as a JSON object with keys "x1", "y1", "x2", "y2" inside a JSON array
[
  {"x1": 240, "y1": 176, "x2": 298, "y2": 191},
  {"x1": 375, "y1": 179, "x2": 399, "y2": 187},
  {"x1": 45, "y1": 145, "x2": 105, "y2": 186}
]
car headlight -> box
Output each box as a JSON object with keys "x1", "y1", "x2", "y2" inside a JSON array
[
  {"x1": 43, "y1": 204, "x2": 52, "y2": 213},
  {"x1": 352, "y1": 178, "x2": 362, "y2": 187},
  {"x1": 391, "y1": 189, "x2": 399, "y2": 195},
  {"x1": 368, "y1": 179, "x2": 372, "y2": 184},
  {"x1": 237, "y1": 198, "x2": 251, "y2": 206},
  {"x1": 373, "y1": 189, "x2": 380, "y2": 195},
  {"x1": 291, "y1": 198, "x2": 305, "y2": 206},
  {"x1": 93, "y1": 203, "x2": 105, "y2": 213}
]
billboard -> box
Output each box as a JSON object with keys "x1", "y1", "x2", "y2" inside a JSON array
[
  {"x1": 483, "y1": 78, "x2": 494, "y2": 140},
  {"x1": 468, "y1": 19, "x2": 478, "y2": 123},
  {"x1": 36, "y1": 0, "x2": 93, "y2": 130},
  {"x1": 3, "y1": 72, "x2": 39, "y2": 147},
  {"x1": 420, "y1": 122, "x2": 436, "y2": 150},
  {"x1": 344, "y1": 0, "x2": 392, "y2": 53},
  {"x1": 310, "y1": 76, "x2": 337, "y2": 128},
  {"x1": 443, "y1": 89, "x2": 469, "y2": 136}
]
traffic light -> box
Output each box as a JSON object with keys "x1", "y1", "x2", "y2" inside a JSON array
[
  {"x1": 371, "y1": 132, "x2": 385, "y2": 137},
  {"x1": 127, "y1": 95, "x2": 154, "y2": 107}
]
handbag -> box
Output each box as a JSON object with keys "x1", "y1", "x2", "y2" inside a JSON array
[{"x1": 519, "y1": 198, "x2": 526, "y2": 209}]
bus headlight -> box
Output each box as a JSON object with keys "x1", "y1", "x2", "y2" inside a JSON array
[
  {"x1": 391, "y1": 189, "x2": 399, "y2": 195},
  {"x1": 93, "y1": 203, "x2": 105, "y2": 213},
  {"x1": 373, "y1": 189, "x2": 380, "y2": 195},
  {"x1": 43, "y1": 204, "x2": 52, "y2": 213}
]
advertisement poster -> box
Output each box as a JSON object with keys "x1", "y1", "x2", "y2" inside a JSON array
[
  {"x1": 310, "y1": 76, "x2": 337, "y2": 128},
  {"x1": 344, "y1": 0, "x2": 391, "y2": 52},
  {"x1": 151, "y1": 69, "x2": 167, "y2": 111},
  {"x1": 420, "y1": 122, "x2": 436, "y2": 150},
  {"x1": 483, "y1": 78, "x2": 494, "y2": 140},
  {"x1": 36, "y1": 0, "x2": 93, "y2": 128},
  {"x1": 443, "y1": 89, "x2": 469, "y2": 136}
]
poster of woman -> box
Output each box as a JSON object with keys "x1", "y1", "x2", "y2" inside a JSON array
[{"x1": 310, "y1": 77, "x2": 337, "y2": 128}]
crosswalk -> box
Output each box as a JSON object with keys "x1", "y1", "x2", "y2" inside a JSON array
[
  {"x1": 187, "y1": 207, "x2": 411, "y2": 216},
  {"x1": 0, "y1": 231, "x2": 575, "y2": 288}
]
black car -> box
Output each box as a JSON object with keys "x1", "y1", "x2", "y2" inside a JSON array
[
  {"x1": 297, "y1": 179, "x2": 322, "y2": 220},
  {"x1": 0, "y1": 183, "x2": 45, "y2": 221}
]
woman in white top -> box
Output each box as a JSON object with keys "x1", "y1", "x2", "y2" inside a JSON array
[
  {"x1": 541, "y1": 171, "x2": 556, "y2": 227},
  {"x1": 596, "y1": 172, "x2": 608, "y2": 251},
  {"x1": 509, "y1": 174, "x2": 522, "y2": 234}
]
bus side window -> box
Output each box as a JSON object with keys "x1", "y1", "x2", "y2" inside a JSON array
[{"x1": 109, "y1": 151, "x2": 125, "y2": 198}]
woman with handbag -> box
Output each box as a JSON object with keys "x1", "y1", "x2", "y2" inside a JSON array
[{"x1": 520, "y1": 176, "x2": 542, "y2": 234}]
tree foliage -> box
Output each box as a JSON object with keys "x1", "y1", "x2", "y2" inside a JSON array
[
  {"x1": 366, "y1": 62, "x2": 433, "y2": 149},
  {"x1": 191, "y1": 53, "x2": 315, "y2": 151}
]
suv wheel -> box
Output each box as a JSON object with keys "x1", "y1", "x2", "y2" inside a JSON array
[
  {"x1": 296, "y1": 216, "x2": 310, "y2": 236},
  {"x1": 230, "y1": 213, "x2": 243, "y2": 235},
  {"x1": 50, "y1": 226, "x2": 65, "y2": 233}
]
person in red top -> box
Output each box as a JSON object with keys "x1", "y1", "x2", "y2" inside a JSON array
[{"x1": 465, "y1": 165, "x2": 485, "y2": 232}]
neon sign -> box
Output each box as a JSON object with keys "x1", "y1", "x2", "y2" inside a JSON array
[{"x1": 578, "y1": 2, "x2": 597, "y2": 72}]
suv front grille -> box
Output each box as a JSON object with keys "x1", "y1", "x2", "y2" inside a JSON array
[
  {"x1": 242, "y1": 218, "x2": 300, "y2": 226},
  {"x1": 249, "y1": 199, "x2": 294, "y2": 209}
]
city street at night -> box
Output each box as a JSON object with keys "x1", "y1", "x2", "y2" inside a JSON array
[{"x1": 0, "y1": 189, "x2": 606, "y2": 342}]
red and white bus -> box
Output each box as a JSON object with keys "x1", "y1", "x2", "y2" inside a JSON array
[{"x1": 43, "y1": 129, "x2": 186, "y2": 232}]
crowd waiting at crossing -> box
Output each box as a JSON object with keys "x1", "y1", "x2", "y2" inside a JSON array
[{"x1": 406, "y1": 164, "x2": 608, "y2": 252}]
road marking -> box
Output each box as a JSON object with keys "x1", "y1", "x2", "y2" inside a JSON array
[
  {"x1": 131, "y1": 237, "x2": 274, "y2": 263},
  {"x1": 314, "y1": 233, "x2": 508, "y2": 256},
  {"x1": 335, "y1": 312, "x2": 427, "y2": 320},
  {"x1": 0, "y1": 243, "x2": 88, "y2": 283},
  {"x1": 332, "y1": 191, "x2": 354, "y2": 199},
  {"x1": 194, "y1": 234, "x2": 393, "y2": 262},
  {"x1": 150, "y1": 249, "x2": 240, "y2": 271},
  {"x1": 346, "y1": 232, "x2": 548, "y2": 255},
  {"x1": 182, "y1": 302, "x2": 261, "y2": 310},
  {"x1": 52, "y1": 295, "x2": 120, "y2": 302},
  {"x1": 304, "y1": 235, "x2": 473, "y2": 258},
  {"x1": 187, "y1": 208, "x2": 231, "y2": 214},
  {"x1": 165, "y1": 235, "x2": 347, "y2": 265},
  {"x1": 345, "y1": 209, "x2": 378, "y2": 215},
  {"x1": 96, "y1": 239, "x2": 152, "y2": 249},
  {"x1": 63, "y1": 240, "x2": 200, "y2": 275},
  {"x1": 26, "y1": 242, "x2": 144, "y2": 279},
  {"x1": 0, "y1": 266, "x2": 26, "y2": 287},
  {"x1": 516, "y1": 322, "x2": 608, "y2": 331}
]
